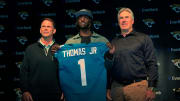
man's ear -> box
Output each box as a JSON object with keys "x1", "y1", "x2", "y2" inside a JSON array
[{"x1": 53, "y1": 29, "x2": 56, "y2": 34}]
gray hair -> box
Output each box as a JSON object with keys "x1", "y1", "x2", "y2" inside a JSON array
[{"x1": 117, "y1": 7, "x2": 134, "y2": 20}]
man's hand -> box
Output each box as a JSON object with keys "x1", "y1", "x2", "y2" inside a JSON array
[
  {"x1": 145, "y1": 88, "x2": 155, "y2": 101},
  {"x1": 60, "y1": 93, "x2": 65, "y2": 101},
  {"x1": 22, "y1": 91, "x2": 33, "y2": 101},
  {"x1": 51, "y1": 43, "x2": 60, "y2": 54},
  {"x1": 106, "y1": 89, "x2": 112, "y2": 101},
  {"x1": 106, "y1": 42, "x2": 115, "y2": 54}
]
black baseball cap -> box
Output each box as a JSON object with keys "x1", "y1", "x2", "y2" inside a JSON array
[{"x1": 75, "y1": 9, "x2": 93, "y2": 19}]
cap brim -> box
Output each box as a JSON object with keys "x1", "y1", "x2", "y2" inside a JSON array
[{"x1": 75, "y1": 11, "x2": 93, "y2": 19}]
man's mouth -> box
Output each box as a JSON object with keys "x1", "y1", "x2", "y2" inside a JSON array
[
  {"x1": 80, "y1": 22, "x2": 86, "y2": 25},
  {"x1": 43, "y1": 32, "x2": 49, "y2": 34}
]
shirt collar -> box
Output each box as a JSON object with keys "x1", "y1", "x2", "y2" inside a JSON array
[
  {"x1": 39, "y1": 38, "x2": 55, "y2": 48},
  {"x1": 73, "y1": 31, "x2": 98, "y2": 39},
  {"x1": 118, "y1": 30, "x2": 136, "y2": 38}
]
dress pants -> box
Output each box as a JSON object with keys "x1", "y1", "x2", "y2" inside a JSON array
[{"x1": 111, "y1": 80, "x2": 148, "y2": 101}]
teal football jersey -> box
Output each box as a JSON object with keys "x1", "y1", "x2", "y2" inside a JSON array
[{"x1": 55, "y1": 42, "x2": 108, "y2": 101}]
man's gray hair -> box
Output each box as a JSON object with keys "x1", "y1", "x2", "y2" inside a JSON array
[{"x1": 117, "y1": 7, "x2": 134, "y2": 20}]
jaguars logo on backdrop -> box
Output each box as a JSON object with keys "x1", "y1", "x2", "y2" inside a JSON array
[
  {"x1": 93, "y1": 21, "x2": 102, "y2": 30},
  {"x1": 92, "y1": 0, "x2": 101, "y2": 4},
  {"x1": 41, "y1": 0, "x2": 53, "y2": 7},
  {"x1": 170, "y1": 4, "x2": 180, "y2": 13},
  {"x1": 0, "y1": 0, "x2": 6, "y2": 8},
  {"x1": 142, "y1": 18, "x2": 155, "y2": 28},
  {"x1": 116, "y1": 7, "x2": 121, "y2": 12},
  {"x1": 16, "y1": 62, "x2": 23, "y2": 69},
  {"x1": 172, "y1": 59, "x2": 180, "y2": 69},
  {"x1": 18, "y1": 11, "x2": 29, "y2": 20},
  {"x1": 66, "y1": 9, "x2": 76, "y2": 18},
  {"x1": 17, "y1": 36, "x2": 28, "y2": 45},
  {"x1": 170, "y1": 31, "x2": 180, "y2": 40},
  {"x1": 173, "y1": 88, "x2": 180, "y2": 100},
  {"x1": 167, "y1": 59, "x2": 180, "y2": 82}
]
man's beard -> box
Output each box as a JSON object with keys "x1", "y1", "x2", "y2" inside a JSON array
[{"x1": 77, "y1": 22, "x2": 91, "y2": 30}]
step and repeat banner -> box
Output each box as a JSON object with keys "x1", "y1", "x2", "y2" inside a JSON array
[{"x1": 0, "y1": 0, "x2": 179, "y2": 101}]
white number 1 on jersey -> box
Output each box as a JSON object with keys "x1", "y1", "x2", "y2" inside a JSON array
[{"x1": 78, "y1": 59, "x2": 87, "y2": 86}]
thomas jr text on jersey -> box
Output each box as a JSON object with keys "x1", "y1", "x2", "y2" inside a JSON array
[{"x1": 63, "y1": 47, "x2": 97, "y2": 57}]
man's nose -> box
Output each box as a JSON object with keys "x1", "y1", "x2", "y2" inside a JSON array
[
  {"x1": 80, "y1": 16, "x2": 87, "y2": 20},
  {"x1": 122, "y1": 20, "x2": 127, "y2": 23}
]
